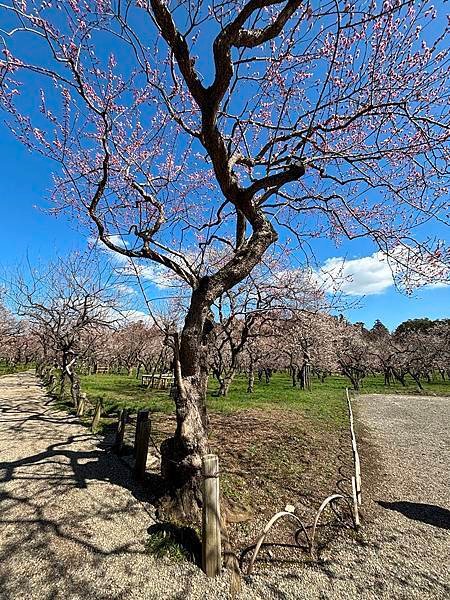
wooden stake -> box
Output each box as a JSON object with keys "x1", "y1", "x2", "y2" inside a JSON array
[
  {"x1": 351, "y1": 476, "x2": 360, "y2": 528},
  {"x1": 346, "y1": 388, "x2": 362, "y2": 505},
  {"x1": 77, "y1": 392, "x2": 86, "y2": 417},
  {"x1": 134, "y1": 412, "x2": 150, "y2": 482},
  {"x1": 113, "y1": 408, "x2": 128, "y2": 455},
  {"x1": 202, "y1": 454, "x2": 221, "y2": 577},
  {"x1": 91, "y1": 398, "x2": 102, "y2": 432},
  {"x1": 134, "y1": 409, "x2": 150, "y2": 457}
]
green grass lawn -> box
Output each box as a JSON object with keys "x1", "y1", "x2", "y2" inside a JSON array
[
  {"x1": 207, "y1": 373, "x2": 349, "y2": 425},
  {"x1": 0, "y1": 363, "x2": 31, "y2": 376},
  {"x1": 358, "y1": 374, "x2": 450, "y2": 396},
  {"x1": 81, "y1": 373, "x2": 174, "y2": 414},
  {"x1": 75, "y1": 369, "x2": 450, "y2": 530},
  {"x1": 80, "y1": 370, "x2": 450, "y2": 427}
]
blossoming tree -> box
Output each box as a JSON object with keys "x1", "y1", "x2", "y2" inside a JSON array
[
  {"x1": 1, "y1": 0, "x2": 449, "y2": 517},
  {"x1": 7, "y1": 252, "x2": 122, "y2": 406}
]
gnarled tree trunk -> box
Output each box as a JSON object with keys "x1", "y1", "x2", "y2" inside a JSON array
[
  {"x1": 70, "y1": 370, "x2": 80, "y2": 409},
  {"x1": 60, "y1": 351, "x2": 69, "y2": 400},
  {"x1": 159, "y1": 288, "x2": 212, "y2": 521},
  {"x1": 218, "y1": 369, "x2": 237, "y2": 397},
  {"x1": 247, "y1": 357, "x2": 255, "y2": 393}
]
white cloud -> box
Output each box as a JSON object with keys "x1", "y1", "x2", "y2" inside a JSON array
[
  {"x1": 104, "y1": 234, "x2": 129, "y2": 249},
  {"x1": 90, "y1": 235, "x2": 174, "y2": 289},
  {"x1": 316, "y1": 249, "x2": 449, "y2": 297},
  {"x1": 88, "y1": 234, "x2": 128, "y2": 250},
  {"x1": 115, "y1": 284, "x2": 136, "y2": 296},
  {"x1": 121, "y1": 309, "x2": 154, "y2": 324},
  {"x1": 128, "y1": 263, "x2": 175, "y2": 288},
  {"x1": 317, "y1": 252, "x2": 394, "y2": 296}
]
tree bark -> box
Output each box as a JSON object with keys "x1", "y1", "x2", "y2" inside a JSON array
[
  {"x1": 247, "y1": 358, "x2": 255, "y2": 393},
  {"x1": 299, "y1": 358, "x2": 311, "y2": 391},
  {"x1": 159, "y1": 287, "x2": 212, "y2": 521},
  {"x1": 393, "y1": 370, "x2": 407, "y2": 386},
  {"x1": 218, "y1": 378, "x2": 231, "y2": 396},
  {"x1": 70, "y1": 371, "x2": 80, "y2": 410},
  {"x1": 218, "y1": 368, "x2": 236, "y2": 397},
  {"x1": 60, "y1": 352, "x2": 69, "y2": 400},
  {"x1": 409, "y1": 371, "x2": 423, "y2": 390},
  {"x1": 344, "y1": 368, "x2": 361, "y2": 391},
  {"x1": 291, "y1": 365, "x2": 297, "y2": 387}
]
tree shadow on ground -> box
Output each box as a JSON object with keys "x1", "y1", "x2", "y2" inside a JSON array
[
  {"x1": 0, "y1": 419, "x2": 168, "y2": 502},
  {"x1": 0, "y1": 377, "x2": 178, "y2": 600},
  {"x1": 377, "y1": 500, "x2": 450, "y2": 530}
]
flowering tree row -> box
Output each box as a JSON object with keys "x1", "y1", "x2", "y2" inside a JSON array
[
  {"x1": 0, "y1": 301, "x2": 38, "y2": 369},
  {"x1": 223, "y1": 313, "x2": 450, "y2": 391}
]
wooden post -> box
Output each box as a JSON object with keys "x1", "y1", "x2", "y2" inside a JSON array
[
  {"x1": 77, "y1": 392, "x2": 86, "y2": 417},
  {"x1": 202, "y1": 454, "x2": 221, "y2": 577},
  {"x1": 113, "y1": 408, "x2": 128, "y2": 455},
  {"x1": 91, "y1": 398, "x2": 103, "y2": 432},
  {"x1": 346, "y1": 388, "x2": 362, "y2": 505},
  {"x1": 134, "y1": 412, "x2": 150, "y2": 482},
  {"x1": 134, "y1": 409, "x2": 150, "y2": 457},
  {"x1": 351, "y1": 476, "x2": 360, "y2": 527}
]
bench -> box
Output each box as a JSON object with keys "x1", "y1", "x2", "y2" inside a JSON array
[{"x1": 141, "y1": 373, "x2": 175, "y2": 389}]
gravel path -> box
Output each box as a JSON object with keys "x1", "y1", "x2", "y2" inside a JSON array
[
  {"x1": 0, "y1": 372, "x2": 233, "y2": 600},
  {"x1": 346, "y1": 393, "x2": 450, "y2": 598},
  {"x1": 0, "y1": 373, "x2": 449, "y2": 599}
]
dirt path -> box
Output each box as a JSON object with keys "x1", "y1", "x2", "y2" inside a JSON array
[
  {"x1": 1, "y1": 374, "x2": 449, "y2": 599},
  {"x1": 0, "y1": 372, "x2": 232, "y2": 600}
]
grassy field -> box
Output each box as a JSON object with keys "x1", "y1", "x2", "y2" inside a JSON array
[
  {"x1": 0, "y1": 363, "x2": 31, "y2": 376},
  {"x1": 75, "y1": 369, "x2": 450, "y2": 551},
  {"x1": 80, "y1": 372, "x2": 351, "y2": 425},
  {"x1": 80, "y1": 370, "x2": 450, "y2": 425}
]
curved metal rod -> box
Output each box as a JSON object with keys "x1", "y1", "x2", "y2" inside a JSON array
[
  {"x1": 310, "y1": 494, "x2": 346, "y2": 557},
  {"x1": 329, "y1": 497, "x2": 353, "y2": 528},
  {"x1": 294, "y1": 524, "x2": 312, "y2": 547},
  {"x1": 247, "y1": 511, "x2": 310, "y2": 575},
  {"x1": 310, "y1": 493, "x2": 359, "y2": 558},
  {"x1": 335, "y1": 493, "x2": 358, "y2": 531}
]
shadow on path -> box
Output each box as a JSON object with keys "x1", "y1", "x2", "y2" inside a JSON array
[
  {"x1": 377, "y1": 500, "x2": 450, "y2": 530},
  {"x1": 0, "y1": 372, "x2": 182, "y2": 599}
]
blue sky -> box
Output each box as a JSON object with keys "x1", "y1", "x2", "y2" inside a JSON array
[
  {"x1": 0, "y1": 2, "x2": 448, "y2": 332},
  {"x1": 1, "y1": 130, "x2": 448, "y2": 331}
]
